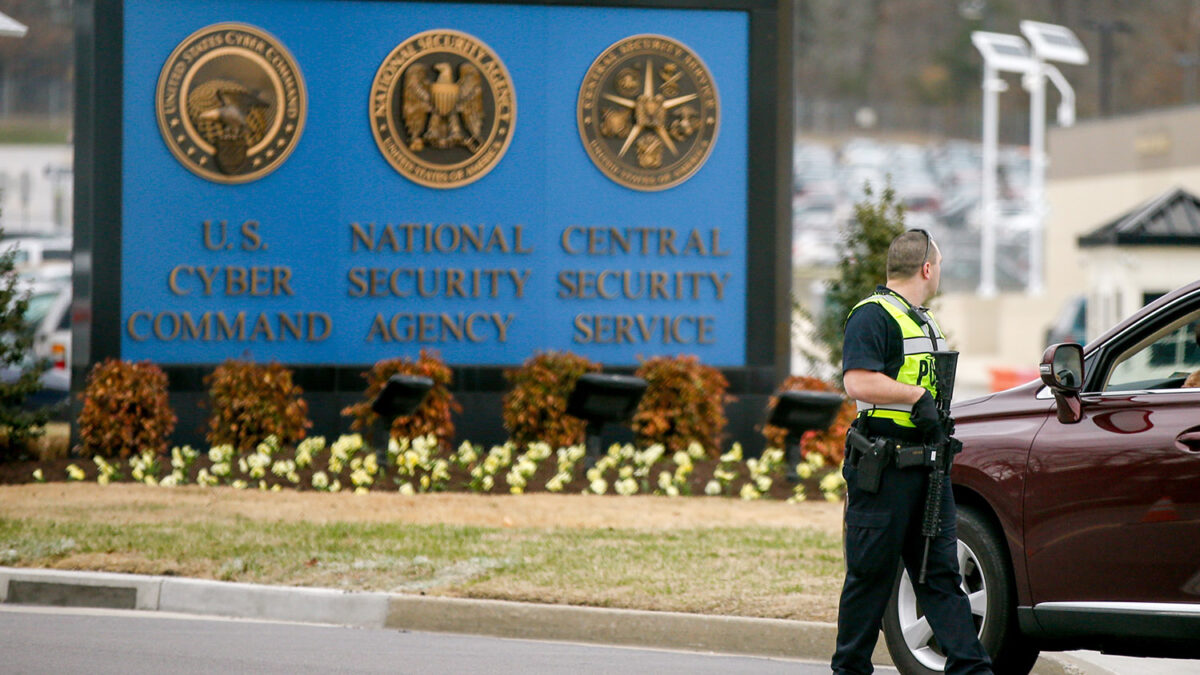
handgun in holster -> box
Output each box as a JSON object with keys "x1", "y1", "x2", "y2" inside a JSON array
[{"x1": 846, "y1": 427, "x2": 889, "y2": 493}]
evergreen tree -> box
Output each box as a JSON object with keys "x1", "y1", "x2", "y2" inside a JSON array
[
  {"x1": 0, "y1": 230, "x2": 52, "y2": 461},
  {"x1": 813, "y1": 182, "x2": 906, "y2": 378}
]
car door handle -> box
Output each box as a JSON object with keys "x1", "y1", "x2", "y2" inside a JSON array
[{"x1": 1177, "y1": 430, "x2": 1200, "y2": 453}]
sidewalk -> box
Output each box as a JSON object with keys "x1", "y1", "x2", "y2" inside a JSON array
[{"x1": 0, "y1": 566, "x2": 1101, "y2": 674}]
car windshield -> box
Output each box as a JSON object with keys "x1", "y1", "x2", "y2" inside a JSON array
[{"x1": 22, "y1": 291, "x2": 60, "y2": 327}]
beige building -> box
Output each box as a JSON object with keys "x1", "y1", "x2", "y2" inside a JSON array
[{"x1": 936, "y1": 105, "x2": 1200, "y2": 397}]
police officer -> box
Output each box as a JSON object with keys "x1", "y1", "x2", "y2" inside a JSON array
[{"x1": 831, "y1": 229, "x2": 992, "y2": 675}]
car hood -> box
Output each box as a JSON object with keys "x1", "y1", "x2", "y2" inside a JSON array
[{"x1": 951, "y1": 379, "x2": 1053, "y2": 422}]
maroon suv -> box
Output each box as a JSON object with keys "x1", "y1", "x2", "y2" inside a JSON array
[{"x1": 880, "y1": 280, "x2": 1200, "y2": 674}]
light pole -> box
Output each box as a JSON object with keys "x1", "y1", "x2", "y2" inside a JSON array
[
  {"x1": 971, "y1": 32, "x2": 1035, "y2": 297},
  {"x1": 1020, "y1": 21, "x2": 1087, "y2": 296}
]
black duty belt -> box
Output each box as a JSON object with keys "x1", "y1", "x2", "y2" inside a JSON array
[{"x1": 846, "y1": 428, "x2": 928, "y2": 469}]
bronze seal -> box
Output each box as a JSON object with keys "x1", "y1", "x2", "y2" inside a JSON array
[
  {"x1": 578, "y1": 35, "x2": 719, "y2": 191},
  {"x1": 370, "y1": 30, "x2": 516, "y2": 188},
  {"x1": 155, "y1": 23, "x2": 306, "y2": 184}
]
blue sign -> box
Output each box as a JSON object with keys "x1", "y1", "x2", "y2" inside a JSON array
[{"x1": 121, "y1": 0, "x2": 748, "y2": 366}]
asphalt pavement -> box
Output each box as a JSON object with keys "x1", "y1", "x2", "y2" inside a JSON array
[{"x1": 0, "y1": 565, "x2": 1149, "y2": 674}]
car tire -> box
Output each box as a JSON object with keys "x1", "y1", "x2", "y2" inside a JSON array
[{"x1": 882, "y1": 505, "x2": 1039, "y2": 674}]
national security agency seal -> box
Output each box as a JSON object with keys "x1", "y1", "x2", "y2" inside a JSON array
[
  {"x1": 370, "y1": 30, "x2": 516, "y2": 189},
  {"x1": 155, "y1": 23, "x2": 307, "y2": 184},
  {"x1": 577, "y1": 35, "x2": 719, "y2": 191}
]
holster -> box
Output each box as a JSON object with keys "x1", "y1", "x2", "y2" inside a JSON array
[{"x1": 846, "y1": 427, "x2": 889, "y2": 493}]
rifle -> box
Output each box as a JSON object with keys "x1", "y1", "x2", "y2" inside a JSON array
[{"x1": 917, "y1": 351, "x2": 962, "y2": 585}]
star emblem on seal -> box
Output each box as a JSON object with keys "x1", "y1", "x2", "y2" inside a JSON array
[{"x1": 578, "y1": 35, "x2": 719, "y2": 191}]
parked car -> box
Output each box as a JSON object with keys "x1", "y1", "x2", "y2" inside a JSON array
[
  {"x1": 3, "y1": 236, "x2": 72, "y2": 271},
  {"x1": 882, "y1": 279, "x2": 1200, "y2": 673},
  {"x1": 1045, "y1": 294, "x2": 1087, "y2": 346}
]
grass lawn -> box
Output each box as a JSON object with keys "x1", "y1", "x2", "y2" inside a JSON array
[{"x1": 0, "y1": 483, "x2": 845, "y2": 621}]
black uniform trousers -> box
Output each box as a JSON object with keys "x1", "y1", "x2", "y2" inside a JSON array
[{"x1": 831, "y1": 458, "x2": 992, "y2": 675}]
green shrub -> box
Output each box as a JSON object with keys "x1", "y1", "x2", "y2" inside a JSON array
[
  {"x1": 204, "y1": 360, "x2": 311, "y2": 453},
  {"x1": 77, "y1": 359, "x2": 176, "y2": 459},
  {"x1": 502, "y1": 351, "x2": 601, "y2": 449},
  {"x1": 632, "y1": 355, "x2": 731, "y2": 457},
  {"x1": 761, "y1": 375, "x2": 854, "y2": 464},
  {"x1": 342, "y1": 349, "x2": 460, "y2": 447}
]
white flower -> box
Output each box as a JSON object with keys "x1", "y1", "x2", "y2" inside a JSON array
[
  {"x1": 589, "y1": 478, "x2": 608, "y2": 495},
  {"x1": 545, "y1": 472, "x2": 568, "y2": 493},
  {"x1": 639, "y1": 444, "x2": 665, "y2": 467},
  {"x1": 208, "y1": 445, "x2": 233, "y2": 464},
  {"x1": 232, "y1": 480, "x2": 248, "y2": 489},
  {"x1": 614, "y1": 477, "x2": 638, "y2": 496},
  {"x1": 687, "y1": 441, "x2": 706, "y2": 460},
  {"x1": 719, "y1": 444, "x2": 743, "y2": 463},
  {"x1": 197, "y1": 468, "x2": 218, "y2": 487},
  {"x1": 755, "y1": 476, "x2": 772, "y2": 492},
  {"x1": 159, "y1": 474, "x2": 178, "y2": 487},
  {"x1": 526, "y1": 441, "x2": 552, "y2": 462},
  {"x1": 311, "y1": 471, "x2": 329, "y2": 489},
  {"x1": 431, "y1": 459, "x2": 451, "y2": 483},
  {"x1": 704, "y1": 480, "x2": 722, "y2": 496},
  {"x1": 142, "y1": 475, "x2": 158, "y2": 487},
  {"x1": 481, "y1": 475, "x2": 493, "y2": 491},
  {"x1": 398, "y1": 482, "x2": 415, "y2": 495},
  {"x1": 657, "y1": 471, "x2": 673, "y2": 492},
  {"x1": 329, "y1": 479, "x2": 342, "y2": 493},
  {"x1": 455, "y1": 441, "x2": 478, "y2": 466},
  {"x1": 65, "y1": 464, "x2": 84, "y2": 481},
  {"x1": 618, "y1": 465, "x2": 634, "y2": 480},
  {"x1": 787, "y1": 484, "x2": 808, "y2": 503},
  {"x1": 32, "y1": 468, "x2": 44, "y2": 482},
  {"x1": 664, "y1": 484, "x2": 679, "y2": 497},
  {"x1": 739, "y1": 483, "x2": 761, "y2": 500}
]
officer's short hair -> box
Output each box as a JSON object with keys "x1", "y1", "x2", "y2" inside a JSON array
[{"x1": 887, "y1": 229, "x2": 936, "y2": 279}]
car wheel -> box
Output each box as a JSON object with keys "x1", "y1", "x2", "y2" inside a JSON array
[{"x1": 882, "y1": 505, "x2": 1039, "y2": 674}]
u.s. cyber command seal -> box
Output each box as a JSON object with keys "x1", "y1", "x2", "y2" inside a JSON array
[
  {"x1": 370, "y1": 30, "x2": 516, "y2": 188},
  {"x1": 155, "y1": 23, "x2": 306, "y2": 184},
  {"x1": 578, "y1": 35, "x2": 719, "y2": 191}
]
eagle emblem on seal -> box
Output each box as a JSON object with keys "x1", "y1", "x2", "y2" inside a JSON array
[{"x1": 403, "y1": 62, "x2": 485, "y2": 153}]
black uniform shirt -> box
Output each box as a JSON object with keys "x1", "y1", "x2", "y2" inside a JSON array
[{"x1": 842, "y1": 285, "x2": 923, "y2": 442}]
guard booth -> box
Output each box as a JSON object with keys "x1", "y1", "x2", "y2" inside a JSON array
[{"x1": 73, "y1": 0, "x2": 793, "y2": 450}]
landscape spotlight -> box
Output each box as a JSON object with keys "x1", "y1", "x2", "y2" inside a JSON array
[
  {"x1": 370, "y1": 373, "x2": 434, "y2": 464},
  {"x1": 768, "y1": 390, "x2": 844, "y2": 482},
  {"x1": 566, "y1": 373, "x2": 648, "y2": 467}
]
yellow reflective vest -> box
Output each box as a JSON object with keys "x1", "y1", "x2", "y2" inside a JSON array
[{"x1": 848, "y1": 293, "x2": 948, "y2": 428}]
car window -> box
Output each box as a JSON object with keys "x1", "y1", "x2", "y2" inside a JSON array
[
  {"x1": 22, "y1": 291, "x2": 59, "y2": 327},
  {"x1": 1103, "y1": 310, "x2": 1200, "y2": 391}
]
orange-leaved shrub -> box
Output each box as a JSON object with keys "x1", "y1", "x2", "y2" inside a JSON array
[
  {"x1": 342, "y1": 349, "x2": 460, "y2": 447},
  {"x1": 632, "y1": 355, "x2": 731, "y2": 457},
  {"x1": 762, "y1": 375, "x2": 855, "y2": 464},
  {"x1": 205, "y1": 360, "x2": 311, "y2": 452},
  {"x1": 77, "y1": 358, "x2": 176, "y2": 459},
  {"x1": 502, "y1": 351, "x2": 601, "y2": 449}
]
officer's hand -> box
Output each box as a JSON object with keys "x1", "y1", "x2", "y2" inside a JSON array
[{"x1": 911, "y1": 390, "x2": 945, "y2": 444}]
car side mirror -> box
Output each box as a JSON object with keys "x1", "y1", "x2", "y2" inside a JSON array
[{"x1": 1040, "y1": 343, "x2": 1083, "y2": 424}]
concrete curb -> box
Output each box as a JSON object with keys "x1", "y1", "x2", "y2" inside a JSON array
[{"x1": 0, "y1": 566, "x2": 1092, "y2": 674}]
